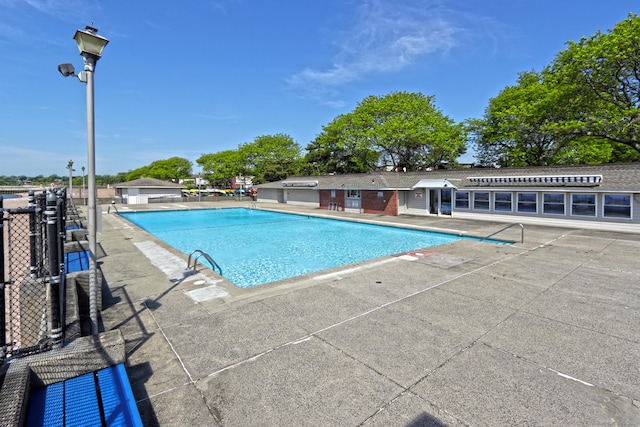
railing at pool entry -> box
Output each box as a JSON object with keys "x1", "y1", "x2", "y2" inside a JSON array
[
  {"x1": 107, "y1": 202, "x2": 119, "y2": 214},
  {"x1": 481, "y1": 223, "x2": 524, "y2": 244},
  {"x1": 187, "y1": 249, "x2": 222, "y2": 275}
]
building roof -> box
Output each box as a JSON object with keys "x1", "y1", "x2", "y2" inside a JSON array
[
  {"x1": 114, "y1": 178, "x2": 183, "y2": 189},
  {"x1": 258, "y1": 163, "x2": 640, "y2": 192}
]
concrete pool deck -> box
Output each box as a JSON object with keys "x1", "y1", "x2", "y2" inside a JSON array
[{"x1": 97, "y1": 202, "x2": 640, "y2": 426}]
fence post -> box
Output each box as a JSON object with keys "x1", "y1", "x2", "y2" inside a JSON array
[
  {"x1": 56, "y1": 190, "x2": 67, "y2": 343},
  {"x1": 27, "y1": 191, "x2": 40, "y2": 279},
  {"x1": 0, "y1": 195, "x2": 6, "y2": 359},
  {"x1": 45, "y1": 191, "x2": 63, "y2": 348}
]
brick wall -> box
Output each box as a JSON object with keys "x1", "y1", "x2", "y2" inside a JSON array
[
  {"x1": 362, "y1": 190, "x2": 398, "y2": 216},
  {"x1": 319, "y1": 189, "x2": 398, "y2": 215},
  {"x1": 319, "y1": 189, "x2": 345, "y2": 210}
]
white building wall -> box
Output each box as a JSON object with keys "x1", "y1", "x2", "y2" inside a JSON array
[
  {"x1": 123, "y1": 188, "x2": 181, "y2": 204},
  {"x1": 141, "y1": 188, "x2": 181, "y2": 202},
  {"x1": 405, "y1": 189, "x2": 428, "y2": 215},
  {"x1": 256, "y1": 188, "x2": 280, "y2": 204},
  {"x1": 284, "y1": 189, "x2": 319, "y2": 206},
  {"x1": 125, "y1": 188, "x2": 140, "y2": 204}
]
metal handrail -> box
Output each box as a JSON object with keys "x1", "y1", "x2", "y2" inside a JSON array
[
  {"x1": 481, "y1": 223, "x2": 524, "y2": 243},
  {"x1": 107, "y1": 203, "x2": 119, "y2": 214},
  {"x1": 187, "y1": 249, "x2": 222, "y2": 275}
]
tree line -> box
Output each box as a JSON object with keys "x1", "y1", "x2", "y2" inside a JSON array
[
  {"x1": 470, "y1": 13, "x2": 640, "y2": 167},
  {"x1": 0, "y1": 174, "x2": 127, "y2": 187},
  {"x1": 6, "y1": 14, "x2": 638, "y2": 188}
]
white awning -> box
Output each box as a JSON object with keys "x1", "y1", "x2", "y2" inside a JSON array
[
  {"x1": 282, "y1": 180, "x2": 318, "y2": 187},
  {"x1": 467, "y1": 175, "x2": 603, "y2": 185},
  {"x1": 411, "y1": 179, "x2": 457, "y2": 189}
]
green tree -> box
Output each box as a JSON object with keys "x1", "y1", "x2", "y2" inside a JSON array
[
  {"x1": 305, "y1": 113, "x2": 379, "y2": 174},
  {"x1": 470, "y1": 71, "x2": 579, "y2": 167},
  {"x1": 308, "y1": 92, "x2": 466, "y2": 173},
  {"x1": 125, "y1": 166, "x2": 150, "y2": 181},
  {"x1": 112, "y1": 172, "x2": 129, "y2": 184},
  {"x1": 239, "y1": 134, "x2": 303, "y2": 183},
  {"x1": 125, "y1": 157, "x2": 192, "y2": 182},
  {"x1": 549, "y1": 13, "x2": 640, "y2": 155},
  {"x1": 472, "y1": 15, "x2": 640, "y2": 166},
  {"x1": 197, "y1": 150, "x2": 243, "y2": 187}
]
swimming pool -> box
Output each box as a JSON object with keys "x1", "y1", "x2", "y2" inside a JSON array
[{"x1": 120, "y1": 208, "x2": 492, "y2": 288}]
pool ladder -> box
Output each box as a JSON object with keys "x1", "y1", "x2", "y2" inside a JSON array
[
  {"x1": 107, "y1": 203, "x2": 119, "y2": 214},
  {"x1": 187, "y1": 249, "x2": 223, "y2": 275}
]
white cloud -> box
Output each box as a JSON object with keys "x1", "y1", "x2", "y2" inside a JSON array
[
  {"x1": 0, "y1": 0, "x2": 101, "y2": 46},
  {"x1": 19, "y1": 0, "x2": 96, "y2": 18},
  {"x1": 287, "y1": 0, "x2": 460, "y2": 105}
]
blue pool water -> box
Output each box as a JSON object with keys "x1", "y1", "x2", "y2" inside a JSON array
[{"x1": 120, "y1": 208, "x2": 492, "y2": 288}]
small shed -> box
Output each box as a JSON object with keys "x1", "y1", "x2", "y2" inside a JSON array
[{"x1": 114, "y1": 178, "x2": 183, "y2": 204}]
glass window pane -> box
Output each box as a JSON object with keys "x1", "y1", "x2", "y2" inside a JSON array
[
  {"x1": 544, "y1": 193, "x2": 564, "y2": 203},
  {"x1": 544, "y1": 204, "x2": 565, "y2": 215},
  {"x1": 604, "y1": 194, "x2": 630, "y2": 205},
  {"x1": 517, "y1": 193, "x2": 537, "y2": 213},
  {"x1": 518, "y1": 203, "x2": 537, "y2": 213},
  {"x1": 604, "y1": 194, "x2": 631, "y2": 218},
  {"x1": 518, "y1": 193, "x2": 536, "y2": 203},
  {"x1": 494, "y1": 192, "x2": 512, "y2": 211},
  {"x1": 455, "y1": 192, "x2": 469, "y2": 209},
  {"x1": 543, "y1": 193, "x2": 565, "y2": 215},
  {"x1": 571, "y1": 194, "x2": 596, "y2": 217},
  {"x1": 474, "y1": 192, "x2": 489, "y2": 210},
  {"x1": 495, "y1": 192, "x2": 511, "y2": 202},
  {"x1": 604, "y1": 206, "x2": 631, "y2": 218},
  {"x1": 572, "y1": 194, "x2": 595, "y2": 204},
  {"x1": 573, "y1": 205, "x2": 596, "y2": 216}
]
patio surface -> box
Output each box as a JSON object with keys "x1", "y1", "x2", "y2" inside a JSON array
[{"x1": 97, "y1": 201, "x2": 640, "y2": 426}]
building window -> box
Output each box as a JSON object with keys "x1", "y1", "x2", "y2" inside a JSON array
[
  {"x1": 494, "y1": 192, "x2": 513, "y2": 212},
  {"x1": 603, "y1": 194, "x2": 631, "y2": 218},
  {"x1": 330, "y1": 190, "x2": 336, "y2": 198},
  {"x1": 543, "y1": 193, "x2": 565, "y2": 215},
  {"x1": 455, "y1": 191, "x2": 469, "y2": 209},
  {"x1": 571, "y1": 194, "x2": 595, "y2": 216},
  {"x1": 474, "y1": 192, "x2": 490, "y2": 210},
  {"x1": 346, "y1": 190, "x2": 361, "y2": 199},
  {"x1": 517, "y1": 193, "x2": 537, "y2": 213}
]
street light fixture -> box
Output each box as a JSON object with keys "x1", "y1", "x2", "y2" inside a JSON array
[{"x1": 59, "y1": 25, "x2": 109, "y2": 335}]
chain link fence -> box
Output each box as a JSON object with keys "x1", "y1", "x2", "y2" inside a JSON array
[{"x1": 1, "y1": 189, "x2": 69, "y2": 362}]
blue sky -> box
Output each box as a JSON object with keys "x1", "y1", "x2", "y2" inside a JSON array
[{"x1": 0, "y1": 0, "x2": 636, "y2": 177}]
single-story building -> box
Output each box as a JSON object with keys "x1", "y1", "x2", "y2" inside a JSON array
[
  {"x1": 114, "y1": 178, "x2": 183, "y2": 204},
  {"x1": 256, "y1": 163, "x2": 640, "y2": 232}
]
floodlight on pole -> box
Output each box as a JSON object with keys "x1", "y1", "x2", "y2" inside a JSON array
[{"x1": 58, "y1": 25, "x2": 109, "y2": 335}]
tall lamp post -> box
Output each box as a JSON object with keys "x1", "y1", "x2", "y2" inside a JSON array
[
  {"x1": 58, "y1": 25, "x2": 109, "y2": 335},
  {"x1": 197, "y1": 173, "x2": 202, "y2": 202},
  {"x1": 81, "y1": 166, "x2": 86, "y2": 205},
  {"x1": 66, "y1": 159, "x2": 74, "y2": 204}
]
